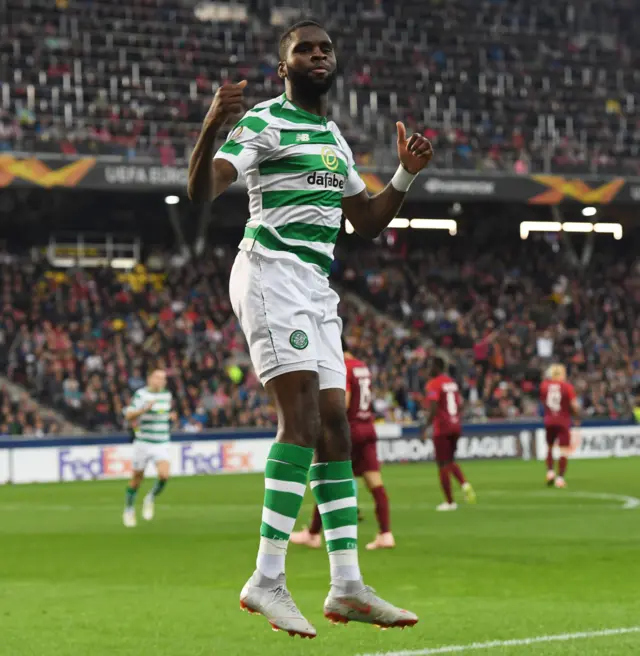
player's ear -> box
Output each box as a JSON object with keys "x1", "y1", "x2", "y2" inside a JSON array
[{"x1": 277, "y1": 61, "x2": 287, "y2": 80}]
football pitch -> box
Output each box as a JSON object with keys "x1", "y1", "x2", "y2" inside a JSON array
[{"x1": 1, "y1": 459, "x2": 639, "y2": 656}]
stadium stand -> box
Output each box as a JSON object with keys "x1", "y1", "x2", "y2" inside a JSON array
[
  {"x1": 1, "y1": 0, "x2": 638, "y2": 435},
  {"x1": 1, "y1": 228, "x2": 637, "y2": 436},
  {"x1": 0, "y1": 243, "x2": 432, "y2": 434},
  {"x1": 339, "y1": 232, "x2": 638, "y2": 421},
  {"x1": 2, "y1": 0, "x2": 639, "y2": 172}
]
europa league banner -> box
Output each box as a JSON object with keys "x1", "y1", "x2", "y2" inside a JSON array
[
  {"x1": 1, "y1": 153, "x2": 639, "y2": 205},
  {"x1": 376, "y1": 425, "x2": 538, "y2": 464}
]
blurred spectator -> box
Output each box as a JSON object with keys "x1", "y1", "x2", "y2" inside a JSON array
[{"x1": 2, "y1": 0, "x2": 640, "y2": 173}]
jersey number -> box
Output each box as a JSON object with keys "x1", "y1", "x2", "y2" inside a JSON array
[
  {"x1": 358, "y1": 377, "x2": 372, "y2": 412},
  {"x1": 446, "y1": 391, "x2": 458, "y2": 416},
  {"x1": 546, "y1": 384, "x2": 562, "y2": 412}
]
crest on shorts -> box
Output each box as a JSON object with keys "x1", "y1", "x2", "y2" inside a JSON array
[
  {"x1": 321, "y1": 146, "x2": 339, "y2": 171},
  {"x1": 229, "y1": 125, "x2": 244, "y2": 141},
  {"x1": 289, "y1": 329, "x2": 309, "y2": 350}
]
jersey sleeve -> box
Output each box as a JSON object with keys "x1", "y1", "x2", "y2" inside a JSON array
[
  {"x1": 566, "y1": 383, "x2": 577, "y2": 402},
  {"x1": 335, "y1": 132, "x2": 367, "y2": 198},
  {"x1": 213, "y1": 112, "x2": 275, "y2": 179},
  {"x1": 344, "y1": 162, "x2": 367, "y2": 198},
  {"x1": 425, "y1": 380, "x2": 439, "y2": 403},
  {"x1": 126, "y1": 390, "x2": 144, "y2": 413},
  {"x1": 539, "y1": 381, "x2": 547, "y2": 402}
]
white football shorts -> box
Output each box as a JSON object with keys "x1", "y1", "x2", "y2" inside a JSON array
[
  {"x1": 229, "y1": 250, "x2": 346, "y2": 390},
  {"x1": 132, "y1": 440, "x2": 170, "y2": 472}
]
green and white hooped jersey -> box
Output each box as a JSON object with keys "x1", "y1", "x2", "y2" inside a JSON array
[
  {"x1": 214, "y1": 94, "x2": 367, "y2": 276},
  {"x1": 127, "y1": 387, "x2": 172, "y2": 443}
]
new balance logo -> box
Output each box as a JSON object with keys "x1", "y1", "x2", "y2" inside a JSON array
[
  {"x1": 307, "y1": 171, "x2": 345, "y2": 189},
  {"x1": 296, "y1": 133, "x2": 310, "y2": 142}
]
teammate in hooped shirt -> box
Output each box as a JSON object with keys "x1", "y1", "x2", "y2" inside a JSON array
[
  {"x1": 291, "y1": 338, "x2": 395, "y2": 550},
  {"x1": 423, "y1": 357, "x2": 476, "y2": 511},
  {"x1": 540, "y1": 364, "x2": 580, "y2": 488}
]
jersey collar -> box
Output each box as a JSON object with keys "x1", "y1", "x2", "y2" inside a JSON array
[{"x1": 281, "y1": 94, "x2": 327, "y2": 126}]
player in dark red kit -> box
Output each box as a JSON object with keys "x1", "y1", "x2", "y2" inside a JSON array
[
  {"x1": 291, "y1": 338, "x2": 395, "y2": 550},
  {"x1": 540, "y1": 364, "x2": 580, "y2": 488},
  {"x1": 423, "y1": 357, "x2": 476, "y2": 511}
]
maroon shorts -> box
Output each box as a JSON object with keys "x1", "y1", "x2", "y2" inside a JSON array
[
  {"x1": 433, "y1": 432, "x2": 461, "y2": 463},
  {"x1": 350, "y1": 423, "x2": 379, "y2": 477},
  {"x1": 546, "y1": 425, "x2": 571, "y2": 448}
]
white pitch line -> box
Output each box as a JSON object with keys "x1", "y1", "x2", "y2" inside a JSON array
[
  {"x1": 567, "y1": 491, "x2": 640, "y2": 510},
  {"x1": 356, "y1": 626, "x2": 640, "y2": 656},
  {"x1": 483, "y1": 489, "x2": 640, "y2": 510}
]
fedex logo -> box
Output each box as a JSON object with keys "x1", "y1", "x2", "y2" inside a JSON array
[
  {"x1": 181, "y1": 442, "x2": 253, "y2": 475},
  {"x1": 59, "y1": 447, "x2": 132, "y2": 481}
]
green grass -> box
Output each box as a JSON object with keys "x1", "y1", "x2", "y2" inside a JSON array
[{"x1": 1, "y1": 459, "x2": 639, "y2": 656}]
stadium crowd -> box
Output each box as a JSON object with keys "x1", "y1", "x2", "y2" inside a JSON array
[
  {"x1": 0, "y1": 246, "x2": 428, "y2": 435},
  {"x1": 340, "y1": 232, "x2": 639, "y2": 422},
  {"x1": 2, "y1": 0, "x2": 640, "y2": 173},
  {"x1": 1, "y1": 232, "x2": 637, "y2": 437}
]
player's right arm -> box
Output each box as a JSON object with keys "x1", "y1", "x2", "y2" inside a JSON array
[
  {"x1": 124, "y1": 392, "x2": 153, "y2": 422},
  {"x1": 421, "y1": 381, "x2": 439, "y2": 441},
  {"x1": 187, "y1": 81, "x2": 247, "y2": 203}
]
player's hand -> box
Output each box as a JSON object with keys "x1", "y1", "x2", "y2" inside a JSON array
[
  {"x1": 143, "y1": 401, "x2": 155, "y2": 412},
  {"x1": 205, "y1": 80, "x2": 248, "y2": 127},
  {"x1": 396, "y1": 122, "x2": 434, "y2": 174}
]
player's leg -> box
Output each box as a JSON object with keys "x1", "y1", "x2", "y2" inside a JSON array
[
  {"x1": 545, "y1": 427, "x2": 557, "y2": 485},
  {"x1": 239, "y1": 370, "x2": 320, "y2": 636},
  {"x1": 123, "y1": 441, "x2": 147, "y2": 527},
  {"x1": 312, "y1": 302, "x2": 417, "y2": 628},
  {"x1": 143, "y1": 448, "x2": 170, "y2": 521},
  {"x1": 361, "y1": 469, "x2": 394, "y2": 550},
  {"x1": 436, "y1": 460, "x2": 456, "y2": 511},
  {"x1": 291, "y1": 453, "x2": 323, "y2": 548},
  {"x1": 290, "y1": 505, "x2": 323, "y2": 548},
  {"x1": 555, "y1": 428, "x2": 570, "y2": 488},
  {"x1": 351, "y1": 430, "x2": 393, "y2": 549},
  {"x1": 434, "y1": 436, "x2": 457, "y2": 510},
  {"x1": 230, "y1": 253, "x2": 319, "y2": 637},
  {"x1": 447, "y1": 436, "x2": 476, "y2": 503},
  {"x1": 316, "y1": 387, "x2": 417, "y2": 628}
]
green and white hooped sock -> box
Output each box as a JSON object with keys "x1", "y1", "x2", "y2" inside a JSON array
[
  {"x1": 149, "y1": 479, "x2": 167, "y2": 498},
  {"x1": 125, "y1": 486, "x2": 138, "y2": 509},
  {"x1": 310, "y1": 461, "x2": 362, "y2": 582},
  {"x1": 256, "y1": 442, "x2": 314, "y2": 579}
]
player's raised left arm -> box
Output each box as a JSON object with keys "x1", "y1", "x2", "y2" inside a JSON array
[{"x1": 341, "y1": 122, "x2": 433, "y2": 239}]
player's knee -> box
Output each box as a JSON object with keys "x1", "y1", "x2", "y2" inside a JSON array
[
  {"x1": 437, "y1": 460, "x2": 452, "y2": 470},
  {"x1": 267, "y1": 371, "x2": 322, "y2": 448},
  {"x1": 281, "y1": 408, "x2": 322, "y2": 448},
  {"x1": 318, "y1": 404, "x2": 351, "y2": 461},
  {"x1": 363, "y1": 471, "x2": 383, "y2": 490}
]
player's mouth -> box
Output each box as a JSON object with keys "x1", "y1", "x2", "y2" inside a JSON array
[{"x1": 310, "y1": 67, "x2": 330, "y2": 76}]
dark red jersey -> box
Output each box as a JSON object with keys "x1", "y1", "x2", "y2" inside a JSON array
[
  {"x1": 425, "y1": 374, "x2": 462, "y2": 438},
  {"x1": 540, "y1": 380, "x2": 576, "y2": 428},
  {"x1": 346, "y1": 356, "x2": 375, "y2": 435}
]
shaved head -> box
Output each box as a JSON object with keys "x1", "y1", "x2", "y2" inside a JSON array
[{"x1": 279, "y1": 19, "x2": 324, "y2": 60}]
